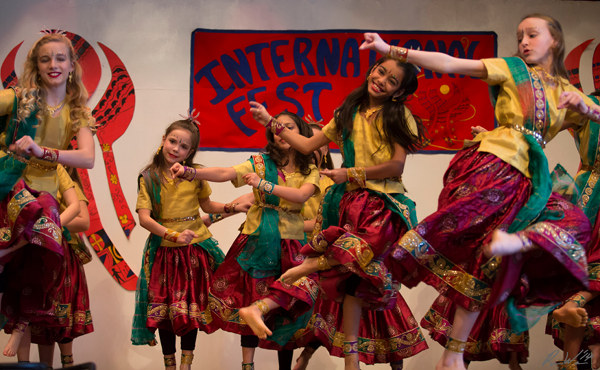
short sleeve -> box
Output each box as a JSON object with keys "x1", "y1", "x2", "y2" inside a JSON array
[
  {"x1": 321, "y1": 118, "x2": 339, "y2": 145},
  {"x1": 136, "y1": 176, "x2": 153, "y2": 211},
  {"x1": 197, "y1": 180, "x2": 212, "y2": 199},
  {"x1": 481, "y1": 58, "x2": 511, "y2": 86},
  {"x1": 57, "y1": 165, "x2": 76, "y2": 195},
  {"x1": 305, "y1": 166, "x2": 321, "y2": 198},
  {"x1": 74, "y1": 183, "x2": 88, "y2": 204},
  {"x1": 231, "y1": 160, "x2": 254, "y2": 187}
]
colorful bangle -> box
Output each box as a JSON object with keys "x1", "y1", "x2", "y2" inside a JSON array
[
  {"x1": 208, "y1": 213, "x2": 224, "y2": 224},
  {"x1": 517, "y1": 231, "x2": 534, "y2": 251},
  {"x1": 182, "y1": 166, "x2": 196, "y2": 181},
  {"x1": 347, "y1": 167, "x2": 366, "y2": 187},
  {"x1": 568, "y1": 293, "x2": 587, "y2": 308},
  {"x1": 343, "y1": 341, "x2": 358, "y2": 355},
  {"x1": 163, "y1": 228, "x2": 180, "y2": 243},
  {"x1": 254, "y1": 299, "x2": 270, "y2": 315},
  {"x1": 259, "y1": 179, "x2": 275, "y2": 194},
  {"x1": 265, "y1": 117, "x2": 274, "y2": 129},
  {"x1": 587, "y1": 105, "x2": 600, "y2": 122},
  {"x1": 316, "y1": 255, "x2": 331, "y2": 271},
  {"x1": 40, "y1": 146, "x2": 59, "y2": 162},
  {"x1": 224, "y1": 202, "x2": 239, "y2": 213},
  {"x1": 270, "y1": 118, "x2": 286, "y2": 135},
  {"x1": 444, "y1": 337, "x2": 466, "y2": 353},
  {"x1": 388, "y1": 45, "x2": 408, "y2": 63}
]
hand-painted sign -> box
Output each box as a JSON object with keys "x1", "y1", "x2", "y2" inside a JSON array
[{"x1": 191, "y1": 29, "x2": 497, "y2": 152}]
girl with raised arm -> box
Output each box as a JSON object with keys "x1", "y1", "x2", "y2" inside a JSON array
[
  {"x1": 172, "y1": 112, "x2": 320, "y2": 370},
  {"x1": 0, "y1": 32, "x2": 95, "y2": 357},
  {"x1": 361, "y1": 14, "x2": 599, "y2": 370},
  {"x1": 248, "y1": 52, "x2": 427, "y2": 370}
]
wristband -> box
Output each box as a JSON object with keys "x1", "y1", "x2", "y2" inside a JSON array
[
  {"x1": 182, "y1": 166, "x2": 196, "y2": 181},
  {"x1": 40, "y1": 146, "x2": 59, "y2": 162},
  {"x1": 388, "y1": 45, "x2": 408, "y2": 62},
  {"x1": 347, "y1": 167, "x2": 366, "y2": 188},
  {"x1": 259, "y1": 179, "x2": 275, "y2": 194},
  {"x1": 163, "y1": 228, "x2": 180, "y2": 243}
]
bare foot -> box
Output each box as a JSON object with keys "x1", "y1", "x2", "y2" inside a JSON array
[
  {"x1": 239, "y1": 304, "x2": 273, "y2": 340},
  {"x1": 294, "y1": 347, "x2": 316, "y2": 370},
  {"x1": 436, "y1": 351, "x2": 467, "y2": 370},
  {"x1": 553, "y1": 302, "x2": 588, "y2": 327},
  {"x1": 590, "y1": 343, "x2": 600, "y2": 369},
  {"x1": 280, "y1": 257, "x2": 319, "y2": 285},
  {"x1": 344, "y1": 353, "x2": 360, "y2": 370},
  {"x1": 3, "y1": 329, "x2": 25, "y2": 357},
  {"x1": 483, "y1": 230, "x2": 525, "y2": 257}
]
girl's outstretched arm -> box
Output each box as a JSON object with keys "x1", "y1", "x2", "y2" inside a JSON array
[
  {"x1": 171, "y1": 163, "x2": 237, "y2": 182},
  {"x1": 360, "y1": 32, "x2": 487, "y2": 78},
  {"x1": 198, "y1": 196, "x2": 253, "y2": 214},
  {"x1": 322, "y1": 143, "x2": 407, "y2": 184},
  {"x1": 249, "y1": 101, "x2": 330, "y2": 155},
  {"x1": 243, "y1": 172, "x2": 317, "y2": 203}
]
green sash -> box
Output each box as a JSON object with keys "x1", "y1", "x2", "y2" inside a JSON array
[
  {"x1": 237, "y1": 154, "x2": 283, "y2": 278},
  {"x1": 0, "y1": 90, "x2": 39, "y2": 200},
  {"x1": 321, "y1": 119, "x2": 417, "y2": 231},
  {"x1": 131, "y1": 171, "x2": 224, "y2": 345}
]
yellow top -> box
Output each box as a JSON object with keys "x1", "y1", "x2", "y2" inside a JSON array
[
  {"x1": 232, "y1": 159, "x2": 320, "y2": 240},
  {"x1": 302, "y1": 174, "x2": 335, "y2": 221},
  {"x1": 136, "y1": 172, "x2": 213, "y2": 247},
  {"x1": 55, "y1": 164, "x2": 76, "y2": 211},
  {"x1": 468, "y1": 58, "x2": 593, "y2": 177},
  {"x1": 0, "y1": 88, "x2": 93, "y2": 197},
  {"x1": 321, "y1": 109, "x2": 417, "y2": 194}
]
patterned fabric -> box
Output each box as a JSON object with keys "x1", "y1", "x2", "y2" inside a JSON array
[
  {"x1": 209, "y1": 234, "x2": 318, "y2": 346},
  {"x1": 1, "y1": 181, "x2": 66, "y2": 327}
]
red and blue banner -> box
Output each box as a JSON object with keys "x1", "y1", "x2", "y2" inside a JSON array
[{"x1": 191, "y1": 29, "x2": 497, "y2": 152}]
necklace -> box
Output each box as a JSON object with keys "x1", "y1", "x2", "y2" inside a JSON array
[
  {"x1": 280, "y1": 167, "x2": 296, "y2": 179},
  {"x1": 531, "y1": 66, "x2": 557, "y2": 86},
  {"x1": 46, "y1": 100, "x2": 65, "y2": 115},
  {"x1": 364, "y1": 105, "x2": 383, "y2": 120}
]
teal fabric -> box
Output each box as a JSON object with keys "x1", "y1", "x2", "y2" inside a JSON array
[
  {"x1": 505, "y1": 297, "x2": 559, "y2": 333},
  {"x1": 237, "y1": 154, "x2": 283, "y2": 278},
  {"x1": 0, "y1": 91, "x2": 39, "y2": 201}
]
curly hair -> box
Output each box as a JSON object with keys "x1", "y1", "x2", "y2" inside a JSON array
[
  {"x1": 264, "y1": 112, "x2": 314, "y2": 175},
  {"x1": 17, "y1": 33, "x2": 94, "y2": 132},
  {"x1": 333, "y1": 56, "x2": 426, "y2": 155}
]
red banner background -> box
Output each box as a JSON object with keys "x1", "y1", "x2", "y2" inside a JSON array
[{"x1": 191, "y1": 29, "x2": 497, "y2": 152}]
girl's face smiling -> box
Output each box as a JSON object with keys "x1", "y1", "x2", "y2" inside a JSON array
[
  {"x1": 37, "y1": 41, "x2": 74, "y2": 89},
  {"x1": 367, "y1": 59, "x2": 404, "y2": 105},
  {"x1": 274, "y1": 114, "x2": 299, "y2": 151},
  {"x1": 162, "y1": 128, "x2": 193, "y2": 166}
]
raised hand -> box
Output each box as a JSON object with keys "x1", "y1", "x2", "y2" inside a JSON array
[
  {"x1": 359, "y1": 32, "x2": 390, "y2": 55},
  {"x1": 249, "y1": 101, "x2": 272, "y2": 127}
]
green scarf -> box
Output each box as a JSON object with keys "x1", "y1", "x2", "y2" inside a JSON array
[
  {"x1": 237, "y1": 154, "x2": 282, "y2": 278},
  {"x1": 131, "y1": 171, "x2": 224, "y2": 345},
  {"x1": 0, "y1": 90, "x2": 39, "y2": 200}
]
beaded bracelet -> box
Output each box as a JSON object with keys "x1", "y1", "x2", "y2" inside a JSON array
[
  {"x1": 347, "y1": 167, "x2": 366, "y2": 188},
  {"x1": 208, "y1": 213, "x2": 224, "y2": 224},
  {"x1": 224, "y1": 202, "x2": 238, "y2": 213},
  {"x1": 163, "y1": 228, "x2": 180, "y2": 243},
  {"x1": 181, "y1": 166, "x2": 196, "y2": 181},
  {"x1": 568, "y1": 293, "x2": 587, "y2": 308},
  {"x1": 40, "y1": 146, "x2": 59, "y2": 162},
  {"x1": 388, "y1": 45, "x2": 408, "y2": 63}
]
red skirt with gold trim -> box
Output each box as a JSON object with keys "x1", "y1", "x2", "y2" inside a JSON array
[
  {"x1": 30, "y1": 238, "x2": 93, "y2": 344},
  {"x1": 208, "y1": 234, "x2": 318, "y2": 340},
  {"x1": 1, "y1": 180, "x2": 66, "y2": 329},
  {"x1": 392, "y1": 146, "x2": 590, "y2": 312},
  {"x1": 301, "y1": 189, "x2": 406, "y2": 310},
  {"x1": 145, "y1": 243, "x2": 220, "y2": 335}
]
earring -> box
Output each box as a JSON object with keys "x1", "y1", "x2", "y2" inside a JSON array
[
  {"x1": 323, "y1": 154, "x2": 328, "y2": 165},
  {"x1": 156, "y1": 145, "x2": 163, "y2": 156},
  {"x1": 68, "y1": 72, "x2": 73, "y2": 84}
]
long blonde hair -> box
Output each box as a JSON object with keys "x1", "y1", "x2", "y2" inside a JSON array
[{"x1": 17, "y1": 33, "x2": 94, "y2": 132}]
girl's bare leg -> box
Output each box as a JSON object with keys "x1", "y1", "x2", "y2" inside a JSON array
[
  {"x1": 58, "y1": 341, "x2": 74, "y2": 367},
  {"x1": 342, "y1": 294, "x2": 362, "y2": 370},
  {"x1": 4, "y1": 321, "x2": 29, "y2": 357},
  {"x1": 436, "y1": 306, "x2": 479, "y2": 370},
  {"x1": 15, "y1": 326, "x2": 31, "y2": 361},
  {"x1": 239, "y1": 298, "x2": 278, "y2": 340},
  {"x1": 38, "y1": 343, "x2": 55, "y2": 367}
]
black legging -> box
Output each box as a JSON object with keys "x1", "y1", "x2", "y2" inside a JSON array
[
  {"x1": 158, "y1": 328, "x2": 198, "y2": 355},
  {"x1": 241, "y1": 335, "x2": 294, "y2": 370}
]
